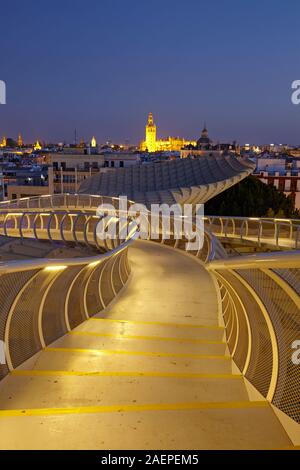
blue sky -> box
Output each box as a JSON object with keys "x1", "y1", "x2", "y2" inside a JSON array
[{"x1": 1, "y1": 0, "x2": 300, "y2": 144}]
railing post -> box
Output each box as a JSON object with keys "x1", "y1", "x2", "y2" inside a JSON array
[
  {"x1": 258, "y1": 220, "x2": 262, "y2": 246},
  {"x1": 275, "y1": 222, "x2": 279, "y2": 248},
  {"x1": 231, "y1": 218, "x2": 236, "y2": 236},
  {"x1": 296, "y1": 227, "x2": 300, "y2": 249},
  {"x1": 219, "y1": 218, "x2": 224, "y2": 236},
  {"x1": 240, "y1": 220, "x2": 246, "y2": 241},
  {"x1": 224, "y1": 218, "x2": 229, "y2": 238}
]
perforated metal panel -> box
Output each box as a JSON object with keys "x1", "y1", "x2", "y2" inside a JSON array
[
  {"x1": 215, "y1": 270, "x2": 273, "y2": 398},
  {"x1": 238, "y1": 269, "x2": 300, "y2": 423},
  {"x1": 99, "y1": 258, "x2": 115, "y2": 306},
  {"x1": 8, "y1": 270, "x2": 54, "y2": 368},
  {"x1": 0, "y1": 270, "x2": 38, "y2": 379},
  {"x1": 273, "y1": 268, "x2": 300, "y2": 296},
  {"x1": 215, "y1": 272, "x2": 249, "y2": 373},
  {"x1": 111, "y1": 254, "x2": 124, "y2": 294},
  {"x1": 119, "y1": 250, "x2": 129, "y2": 285},
  {"x1": 42, "y1": 265, "x2": 83, "y2": 345},
  {"x1": 66, "y1": 265, "x2": 89, "y2": 329},
  {"x1": 85, "y1": 262, "x2": 105, "y2": 317}
]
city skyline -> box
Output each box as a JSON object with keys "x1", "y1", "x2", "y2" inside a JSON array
[
  {"x1": 1, "y1": 111, "x2": 300, "y2": 148},
  {"x1": 1, "y1": 0, "x2": 300, "y2": 144}
]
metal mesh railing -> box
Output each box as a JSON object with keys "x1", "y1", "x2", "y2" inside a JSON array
[
  {"x1": 0, "y1": 195, "x2": 136, "y2": 381},
  {"x1": 238, "y1": 269, "x2": 300, "y2": 423},
  {"x1": 207, "y1": 252, "x2": 300, "y2": 424}
]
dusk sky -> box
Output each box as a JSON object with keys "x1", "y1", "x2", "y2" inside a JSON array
[{"x1": 1, "y1": 0, "x2": 300, "y2": 145}]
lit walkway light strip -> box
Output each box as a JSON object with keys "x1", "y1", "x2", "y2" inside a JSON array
[
  {"x1": 45, "y1": 347, "x2": 231, "y2": 360},
  {"x1": 0, "y1": 401, "x2": 269, "y2": 418},
  {"x1": 11, "y1": 370, "x2": 241, "y2": 380},
  {"x1": 89, "y1": 318, "x2": 224, "y2": 330},
  {"x1": 44, "y1": 266, "x2": 67, "y2": 272},
  {"x1": 68, "y1": 331, "x2": 225, "y2": 344}
]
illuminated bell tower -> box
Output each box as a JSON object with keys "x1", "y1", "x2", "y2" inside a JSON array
[
  {"x1": 145, "y1": 112, "x2": 157, "y2": 152},
  {"x1": 18, "y1": 134, "x2": 23, "y2": 147}
]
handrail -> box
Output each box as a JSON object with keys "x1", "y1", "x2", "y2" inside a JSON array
[
  {"x1": 0, "y1": 234, "x2": 137, "y2": 275},
  {"x1": 207, "y1": 250, "x2": 300, "y2": 270},
  {"x1": 204, "y1": 215, "x2": 300, "y2": 250},
  {"x1": 0, "y1": 208, "x2": 138, "y2": 264},
  {"x1": 0, "y1": 194, "x2": 136, "y2": 212},
  {"x1": 205, "y1": 215, "x2": 300, "y2": 224}
]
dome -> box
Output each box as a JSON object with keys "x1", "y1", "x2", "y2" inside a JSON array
[{"x1": 197, "y1": 124, "x2": 211, "y2": 146}]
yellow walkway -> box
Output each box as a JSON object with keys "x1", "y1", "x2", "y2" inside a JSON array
[{"x1": 0, "y1": 241, "x2": 292, "y2": 449}]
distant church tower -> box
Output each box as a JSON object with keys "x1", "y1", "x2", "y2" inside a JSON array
[
  {"x1": 201, "y1": 124, "x2": 209, "y2": 140},
  {"x1": 18, "y1": 134, "x2": 23, "y2": 147},
  {"x1": 145, "y1": 112, "x2": 157, "y2": 152}
]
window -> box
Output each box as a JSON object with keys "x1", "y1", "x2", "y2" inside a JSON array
[
  {"x1": 63, "y1": 175, "x2": 75, "y2": 183},
  {"x1": 290, "y1": 178, "x2": 297, "y2": 192},
  {"x1": 278, "y1": 179, "x2": 285, "y2": 192}
]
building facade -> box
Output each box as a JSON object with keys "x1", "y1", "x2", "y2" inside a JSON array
[
  {"x1": 254, "y1": 155, "x2": 300, "y2": 209},
  {"x1": 140, "y1": 113, "x2": 196, "y2": 152},
  {"x1": 181, "y1": 126, "x2": 238, "y2": 158}
]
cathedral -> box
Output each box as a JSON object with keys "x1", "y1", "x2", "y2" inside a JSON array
[{"x1": 140, "y1": 112, "x2": 196, "y2": 152}]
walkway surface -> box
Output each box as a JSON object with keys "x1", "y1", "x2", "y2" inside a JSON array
[{"x1": 0, "y1": 241, "x2": 291, "y2": 449}]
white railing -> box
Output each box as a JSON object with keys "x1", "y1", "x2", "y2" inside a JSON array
[
  {"x1": 205, "y1": 215, "x2": 300, "y2": 249},
  {"x1": 207, "y1": 251, "x2": 300, "y2": 426}
]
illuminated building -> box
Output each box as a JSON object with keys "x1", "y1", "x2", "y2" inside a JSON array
[
  {"x1": 91, "y1": 136, "x2": 97, "y2": 148},
  {"x1": 0, "y1": 136, "x2": 6, "y2": 148},
  {"x1": 18, "y1": 134, "x2": 23, "y2": 147},
  {"x1": 145, "y1": 112, "x2": 156, "y2": 152},
  {"x1": 33, "y1": 140, "x2": 42, "y2": 151},
  {"x1": 140, "y1": 112, "x2": 196, "y2": 152}
]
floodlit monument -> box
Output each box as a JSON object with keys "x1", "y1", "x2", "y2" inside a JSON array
[{"x1": 140, "y1": 112, "x2": 197, "y2": 152}]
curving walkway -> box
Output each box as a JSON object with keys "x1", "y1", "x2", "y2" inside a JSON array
[{"x1": 0, "y1": 242, "x2": 291, "y2": 449}]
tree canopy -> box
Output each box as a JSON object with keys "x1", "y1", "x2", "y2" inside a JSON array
[{"x1": 205, "y1": 176, "x2": 299, "y2": 219}]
